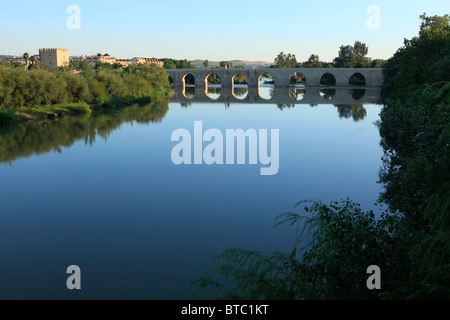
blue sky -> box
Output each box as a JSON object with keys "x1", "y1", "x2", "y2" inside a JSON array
[{"x1": 0, "y1": 0, "x2": 448, "y2": 62}]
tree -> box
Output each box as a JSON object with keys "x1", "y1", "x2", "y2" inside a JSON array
[
  {"x1": 303, "y1": 54, "x2": 322, "y2": 68},
  {"x1": 333, "y1": 41, "x2": 369, "y2": 68},
  {"x1": 333, "y1": 45, "x2": 356, "y2": 68},
  {"x1": 160, "y1": 58, "x2": 191, "y2": 69},
  {"x1": 29, "y1": 56, "x2": 37, "y2": 69},
  {"x1": 112, "y1": 63, "x2": 123, "y2": 70},
  {"x1": 273, "y1": 52, "x2": 298, "y2": 68},
  {"x1": 370, "y1": 59, "x2": 386, "y2": 68},
  {"x1": 203, "y1": 60, "x2": 209, "y2": 68},
  {"x1": 353, "y1": 41, "x2": 369, "y2": 64},
  {"x1": 23, "y1": 52, "x2": 29, "y2": 70},
  {"x1": 419, "y1": 13, "x2": 450, "y2": 41}
]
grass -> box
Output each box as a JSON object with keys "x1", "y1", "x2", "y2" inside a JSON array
[{"x1": 12, "y1": 102, "x2": 92, "y2": 122}]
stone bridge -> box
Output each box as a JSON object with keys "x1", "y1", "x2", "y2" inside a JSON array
[
  {"x1": 166, "y1": 68, "x2": 384, "y2": 88},
  {"x1": 170, "y1": 87, "x2": 383, "y2": 106}
]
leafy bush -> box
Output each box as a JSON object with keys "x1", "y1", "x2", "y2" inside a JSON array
[
  {"x1": 191, "y1": 200, "x2": 409, "y2": 300},
  {"x1": 0, "y1": 63, "x2": 170, "y2": 110}
]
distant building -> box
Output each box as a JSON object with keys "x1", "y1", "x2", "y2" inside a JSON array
[
  {"x1": 0, "y1": 55, "x2": 26, "y2": 64},
  {"x1": 115, "y1": 59, "x2": 133, "y2": 67},
  {"x1": 39, "y1": 48, "x2": 69, "y2": 68},
  {"x1": 132, "y1": 57, "x2": 164, "y2": 68},
  {"x1": 67, "y1": 52, "x2": 164, "y2": 69}
]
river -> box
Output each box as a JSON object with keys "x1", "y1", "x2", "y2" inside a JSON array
[{"x1": 0, "y1": 86, "x2": 384, "y2": 299}]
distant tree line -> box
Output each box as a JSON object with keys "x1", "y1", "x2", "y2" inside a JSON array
[
  {"x1": 160, "y1": 58, "x2": 193, "y2": 69},
  {"x1": 271, "y1": 41, "x2": 386, "y2": 69}
]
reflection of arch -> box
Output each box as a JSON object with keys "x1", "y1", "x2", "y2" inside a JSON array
[
  {"x1": 319, "y1": 73, "x2": 336, "y2": 86},
  {"x1": 182, "y1": 73, "x2": 195, "y2": 87},
  {"x1": 232, "y1": 73, "x2": 248, "y2": 86},
  {"x1": 289, "y1": 72, "x2": 306, "y2": 86},
  {"x1": 350, "y1": 89, "x2": 366, "y2": 100},
  {"x1": 349, "y1": 73, "x2": 366, "y2": 86},
  {"x1": 232, "y1": 86, "x2": 248, "y2": 100},
  {"x1": 320, "y1": 89, "x2": 336, "y2": 100},
  {"x1": 182, "y1": 87, "x2": 195, "y2": 100},
  {"x1": 258, "y1": 87, "x2": 274, "y2": 100},
  {"x1": 206, "y1": 87, "x2": 221, "y2": 100},
  {"x1": 289, "y1": 87, "x2": 305, "y2": 101}
]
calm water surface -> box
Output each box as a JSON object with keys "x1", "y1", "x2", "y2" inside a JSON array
[{"x1": 0, "y1": 87, "x2": 384, "y2": 299}]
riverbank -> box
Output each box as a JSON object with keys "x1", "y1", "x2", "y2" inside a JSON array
[
  {"x1": 0, "y1": 91, "x2": 171, "y2": 126},
  {"x1": 0, "y1": 62, "x2": 171, "y2": 125}
]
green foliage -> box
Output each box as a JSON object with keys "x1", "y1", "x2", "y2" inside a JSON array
[
  {"x1": 161, "y1": 58, "x2": 192, "y2": 69},
  {"x1": 207, "y1": 73, "x2": 221, "y2": 84},
  {"x1": 333, "y1": 41, "x2": 370, "y2": 68},
  {"x1": 302, "y1": 54, "x2": 323, "y2": 68},
  {"x1": 191, "y1": 200, "x2": 409, "y2": 300},
  {"x1": 382, "y1": 14, "x2": 450, "y2": 99},
  {"x1": 378, "y1": 13, "x2": 450, "y2": 299},
  {"x1": 272, "y1": 52, "x2": 299, "y2": 68},
  {"x1": 370, "y1": 59, "x2": 387, "y2": 68},
  {"x1": 0, "y1": 107, "x2": 18, "y2": 125},
  {"x1": 0, "y1": 62, "x2": 170, "y2": 112}
]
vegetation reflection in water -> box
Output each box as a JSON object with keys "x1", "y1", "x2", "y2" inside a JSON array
[{"x1": 0, "y1": 95, "x2": 169, "y2": 164}]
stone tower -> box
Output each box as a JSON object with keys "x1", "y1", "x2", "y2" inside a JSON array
[{"x1": 39, "y1": 48, "x2": 69, "y2": 68}]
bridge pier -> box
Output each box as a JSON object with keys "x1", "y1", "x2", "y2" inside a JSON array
[{"x1": 335, "y1": 75, "x2": 350, "y2": 87}]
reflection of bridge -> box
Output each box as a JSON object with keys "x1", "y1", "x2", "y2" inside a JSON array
[
  {"x1": 170, "y1": 87, "x2": 383, "y2": 106},
  {"x1": 166, "y1": 68, "x2": 384, "y2": 88}
]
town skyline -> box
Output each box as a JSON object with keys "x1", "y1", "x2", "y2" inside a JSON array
[{"x1": 1, "y1": 0, "x2": 448, "y2": 63}]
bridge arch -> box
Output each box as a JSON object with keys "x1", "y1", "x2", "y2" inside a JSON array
[
  {"x1": 258, "y1": 72, "x2": 275, "y2": 100},
  {"x1": 204, "y1": 73, "x2": 222, "y2": 100},
  {"x1": 319, "y1": 73, "x2": 336, "y2": 86},
  {"x1": 349, "y1": 73, "x2": 366, "y2": 86},
  {"x1": 289, "y1": 72, "x2": 306, "y2": 86},
  {"x1": 232, "y1": 72, "x2": 248, "y2": 86},
  {"x1": 182, "y1": 73, "x2": 196, "y2": 87}
]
